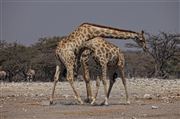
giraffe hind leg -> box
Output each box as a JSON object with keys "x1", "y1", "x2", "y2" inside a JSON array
[
  {"x1": 81, "y1": 57, "x2": 93, "y2": 103},
  {"x1": 50, "y1": 65, "x2": 61, "y2": 105},
  {"x1": 66, "y1": 65, "x2": 84, "y2": 104},
  {"x1": 119, "y1": 64, "x2": 130, "y2": 104},
  {"x1": 107, "y1": 72, "x2": 117, "y2": 99},
  {"x1": 100, "y1": 65, "x2": 109, "y2": 106},
  {"x1": 85, "y1": 80, "x2": 93, "y2": 103},
  {"x1": 91, "y1": 76, "x2": 100, "y2": 105}
]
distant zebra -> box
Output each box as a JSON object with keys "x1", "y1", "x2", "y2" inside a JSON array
[
  {"x1": 0, "y1": 70, "x2": 7, "y2": 81},
  {"x1": 26, "y1": 69, "x2": 35, "y2": 82}
]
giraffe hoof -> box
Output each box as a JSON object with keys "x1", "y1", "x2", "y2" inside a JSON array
[
  {"x1": 104, "y1": 102, "x2": 109, "y2": 106},
  {"x1": 49, "y1": 100, "x2": 54, "y2": 105},
  {"x1": 126, "y1": 100, "x2": 131, "y2": 105},
  {"x1": 90, "y1": 98, "x2": 96, "y2": 105},
  {"x1": 78, "y1": 99, "x2": 84, "y2": 105},
  {"x1": 80, "y1": 101, "x2": 84, "y2": 105},
  {"x1": 100, "y1": 101, "x2": 109, "y2": 106},
  {"x1": 90, "y1": 101, "x2": 95, "y2": 105}
]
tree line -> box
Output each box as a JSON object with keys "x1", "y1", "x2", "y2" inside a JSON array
[{"x1": 0, "y1": 32, "x2": 179, "y2": 82}]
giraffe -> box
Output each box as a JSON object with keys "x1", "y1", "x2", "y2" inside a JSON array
[
  {"x1": 50, "y1": 23, "x2": 147, "y2": 105},
  {"x1": 79, "y1": 37, "x2": 130, "y2": 105}
]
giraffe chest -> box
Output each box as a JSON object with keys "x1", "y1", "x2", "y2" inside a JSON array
[{"x1": 59, "y1": 39, "x2": 81, "y2": 52}]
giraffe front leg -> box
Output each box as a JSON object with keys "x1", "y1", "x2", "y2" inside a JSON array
[
  {"x1": 67, "y1": 66, "x2": 84, "y2": 105},
  {"x1": 85, "y1": 80, "x2": 93, "y2": 103},
  {"x1": 50, "y1": 65, "x2": 60, "y2": 105},
  {"x1": 91, "y1": 76, "x2": 100, "y2": 105},
  {"x1": 119, "y1": 65, "x2": 130, "y2": 105},
  {"x1": 100, "y1": 65, "x2": 109, "y2": 106},
  {"x1": 107, "y1": 73, "x2": 116, "y2": 99},
  {"x1": 82, "y1": 58, "x2": 93, "y2": 103}
]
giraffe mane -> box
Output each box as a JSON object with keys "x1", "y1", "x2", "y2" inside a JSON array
[{"x1": 81, "y1": 22, "x2": 138, "y2": 34}]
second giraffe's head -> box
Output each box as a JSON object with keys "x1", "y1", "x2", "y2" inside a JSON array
[{"x1": 135, "y1": 30, "x2": 148, "y2": 52}]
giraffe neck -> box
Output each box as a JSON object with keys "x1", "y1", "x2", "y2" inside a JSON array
[
  {"x1": 81, "y1": 23, "x2": 138, "y2": 40},
  {"x1": 68, "y1": 23, "x2": 139, "y2": 44},
  {"x1": 65, "y1": 23, "x2": 140, "y2": 53}
]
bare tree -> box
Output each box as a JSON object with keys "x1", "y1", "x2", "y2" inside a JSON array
[
  {"x1": 126, "y1": 32, "x2": 180, "y2": 78},
  {"x1": 146, "y1": 32, "x2": 179, "y2": 78}
]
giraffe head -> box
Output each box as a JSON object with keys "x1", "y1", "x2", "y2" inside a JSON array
[{"x1": 135, "y1": 30, "x2": 148, "y2": 52}]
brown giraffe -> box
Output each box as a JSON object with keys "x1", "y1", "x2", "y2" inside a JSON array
[
  {"x1": 79, "y1": 35, "x2": 146, "y2": 105},
  {"x1": 50, "y1": 23, "x2": 147, "y2": 105}
]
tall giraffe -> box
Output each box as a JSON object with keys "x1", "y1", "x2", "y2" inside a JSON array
[
  {"x1": 50, "y1": 23, "x2": 147, "y2": 104},
  {"x1": 79, "y1": 37, "x2": 129, "y2": 105}
]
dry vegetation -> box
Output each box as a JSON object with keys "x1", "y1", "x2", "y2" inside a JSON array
[{"x1": 0, "y1": 32, "x2": 179, "y2": 82}]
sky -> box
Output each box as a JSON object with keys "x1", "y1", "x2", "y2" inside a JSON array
[{"x1": 0, "y1": 0, "x2": 179, "y2": 49}]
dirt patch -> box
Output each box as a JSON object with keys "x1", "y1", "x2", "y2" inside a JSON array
[{"x1": 1, "y1": 79, "x2": 180, "y2": 119}]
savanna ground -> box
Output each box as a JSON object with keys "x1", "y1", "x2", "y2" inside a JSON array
[{"x1": 1, "y1": 78, "x2": 180, "y2": 119}]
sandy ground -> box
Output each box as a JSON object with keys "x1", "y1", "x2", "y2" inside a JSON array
[{"x1": 1, "y1": 78, "x2": 180, "y2": 119}]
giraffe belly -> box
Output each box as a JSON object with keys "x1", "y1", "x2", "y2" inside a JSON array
[{"x1": 107, "y1": 58, "x2": 118, "y2": 67}]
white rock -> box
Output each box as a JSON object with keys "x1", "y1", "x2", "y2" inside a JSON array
[
  {"x1": 151, "y1": 105, "x2": 158, "y2": 109},
  {"x1": 131, "y1": 117, "x2": 137, "y2": 119},
  {"x1": 39, "y1": 93, "x2": 44, "y2": 96},
  {"x1": 143, "y1": 94, "x2": 152, "y2": 99},
  {"x1": 22, "y1": 108, "x2": 27, "y2": 112},
  {"x1": 63, "y1": 94, "x2": 70, "y2": 99},
  {"x1": 142, "y1": 114, "x2": 148, "y2": 117},
  {"x1": 156, "y1": 94, "x2": 161, "y2": 98}
]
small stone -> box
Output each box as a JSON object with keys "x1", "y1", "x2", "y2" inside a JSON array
[
  {"x1": 156, "y1": 94, "x2": 161, "y2": 98},
  {"x1": 63, "y1": 94, "x2": 69, "y2": 99},
  {"x1": 131, "y1": 116, "x2": 137, "y2": 119},
  {"x1": 151, "y1": 105, "x2": 158, "y2": 109},
  {"x1": 133, "y1": 94, "x2": 139, "y2": 99},
  {"x1": 39, "y1": 93, "x2": 44, "y2": 96},
  {"x1": 143, "y1": 94, "x2": 152, "y2": 99},
  {"x1": 22, "y1": 108, "x2": 27, "y2": 112},
  {"x1": 162, "y1": 97, "x2": 169, "y2": 100},
  {"x1": 142, "y1": 114, "x2": 148, "y2": 117},
  {"x1": 33, "y1": 116, "x2": 36, "y2": 118},
  {"x1": 170, "y1": 96, "x2": 175, "y2": 99}
]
